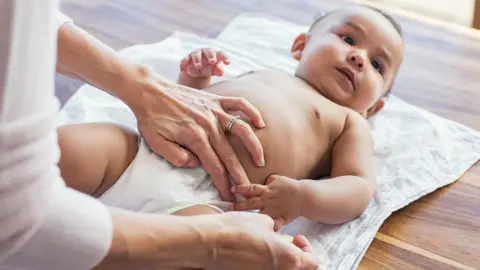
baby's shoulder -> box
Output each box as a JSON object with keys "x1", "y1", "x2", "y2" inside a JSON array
[
  {"x1": 319, "y1": 104, "x2": 371, "y2": 144},
  {"x1": 338, "y1": 110, "x2": 373, "y2": 142}
]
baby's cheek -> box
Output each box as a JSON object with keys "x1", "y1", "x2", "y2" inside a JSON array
[
  {"x1": 308, "y1": 39, "x2": 341, "y2": 61},
  {"x1": 366, "y1": 73, "x2": 384, "y2": 97},
  {"x1": 320, "y1": 43, "x2": 343, "y2": 61},
  {"x1": 355, "y1": 87, "x2": 378, "y2": 112}
]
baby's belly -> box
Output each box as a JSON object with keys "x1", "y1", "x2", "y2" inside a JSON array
[{"x1": 206, "y1": 71, "x2": 334, "y2": 184}]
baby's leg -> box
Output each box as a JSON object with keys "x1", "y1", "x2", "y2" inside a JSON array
[{"x1": 57, "y1": 123, "x2": 139, "y2": 197}]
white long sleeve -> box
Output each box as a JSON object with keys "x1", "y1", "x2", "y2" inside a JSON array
[{"x1": 0, "y1": 1, "x2": 113, "y2": 269}]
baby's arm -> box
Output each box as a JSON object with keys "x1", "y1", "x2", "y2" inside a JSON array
[
  {"x1": 177, "y1": 48, "x2": 230, "y2": 89},
  {"x1": 299, "y1": 112, "x2": 376, "y2": 224},
  {"x1": 231, "y1": 112, "x2": 376, "y2": 229}
]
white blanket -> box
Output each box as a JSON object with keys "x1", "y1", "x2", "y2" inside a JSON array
[{"x1": 57, "y1": 13, "x2": 480, "y2": 270}]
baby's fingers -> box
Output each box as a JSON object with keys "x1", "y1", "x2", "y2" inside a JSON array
[
  {"x1": 202, "y1": 48, "x2": 217, "y2": 65},
  {"x1": 213, "y1": 62, "x2": 226, "y2": 76},
  {"x1": 216, "y1": 51, "x2": 231, "y2": 65},
  {"x1": 191, "y1": 50, "x2": 203, "y2": 69},
  {"x1": 180, "y1": 55, "x2": 191, "y2": 72},
  {"x1": 200, "y1": 64, "x2": 216, "y2": 77},
  {"x1": 186, "y1": 65, "x2": 205, "y2": 77}
]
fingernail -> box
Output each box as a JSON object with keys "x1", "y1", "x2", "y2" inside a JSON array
[
  {"x1": 231, "y1": 186, "x2": 235, "y2": 193},
  {"x1": 187, "y1": 159, "x2": 198, "y2": 167},
  {"x1": 260, "y1": 119, "x2": 266, "y2": 128},
  {"x1": 258, "y1": 157, "x2": 265, "y2": 167},
  {"x1": 209, "y1": 57, "x2": 215, "y2": 63}
]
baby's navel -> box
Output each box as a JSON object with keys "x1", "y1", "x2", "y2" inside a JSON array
[{"x1": 314, "y1": 108, "x2": 321, "y2": 119}]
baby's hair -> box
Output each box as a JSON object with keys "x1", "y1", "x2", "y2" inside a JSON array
[
  {"x1": 309, "y1": 5, "x2": 403, "y2": 96},
  {"x1": 309, "y1": 5, "x2": 403, "y2": 38}
]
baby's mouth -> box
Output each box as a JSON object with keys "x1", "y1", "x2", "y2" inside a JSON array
[{"x1": 335, "y1": 67, "x2": 356, "y2": 93}]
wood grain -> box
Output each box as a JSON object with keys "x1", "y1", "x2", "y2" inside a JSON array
[
  {"x1": 57, "y1": 0, "x2": 480, "y2": 269},
  {"x1": 360, "y1": 234, "x2": 475, "y2": 270},
  {"x1": 376, "y1": 180, "x2": 480, "y2": 267},
  {"x1": 475, "y1": 0, "x2": 480, "y2": 29}
]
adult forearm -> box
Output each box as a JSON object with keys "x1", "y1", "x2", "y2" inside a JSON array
[
  {"x1": 56, "y1": 22, "x2": 154, "y2": 109},
  {"x1": 95, "y1": 208, "x2": 214, "y2": 270},
  {"x1": 299, "y1": 176, "x2": 375, "y2": 224}
]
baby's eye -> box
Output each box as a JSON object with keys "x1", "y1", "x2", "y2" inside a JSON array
[
  {"x1": 371, "y1": 59, "x2": 383, "y2": 74},
  {"x1": 341, "y1": 35, "x2": 355, "y2": 46}
]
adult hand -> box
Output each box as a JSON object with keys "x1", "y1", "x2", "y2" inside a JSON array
[
  {"x1": 130, "y1": 67, "x2": 266, "y2": 201},
  {"x1": 56, "y1": 23, "x2": 265, "y2": 201},
  {"x1": 94, "y1": 210, "x2": 317, "y2": 270},
  {"x1": 205, "y1": 212, "x2": 318, "y2": 270}
]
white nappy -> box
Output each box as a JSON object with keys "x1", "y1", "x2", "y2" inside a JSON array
[{"x1": 98, "y1": 139, "x2": 233, "y2": 214}]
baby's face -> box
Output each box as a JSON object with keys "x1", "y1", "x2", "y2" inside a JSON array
[{"x1": 292, "y1": 6, "x2": 404, "y2": 116}]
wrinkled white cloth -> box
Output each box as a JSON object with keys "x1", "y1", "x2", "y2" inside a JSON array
[
  {"x1": 99, "y1": 139, "x2": 230, "y2": 214},
  {"x1": 57, "y1": 13, "x2": 480, "y2": 270}
]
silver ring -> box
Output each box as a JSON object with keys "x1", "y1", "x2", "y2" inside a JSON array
[{"x1": 225, "y1": 115, "x2": 240, "y2": 134}]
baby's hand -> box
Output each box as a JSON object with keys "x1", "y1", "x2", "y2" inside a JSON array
[
  {"x1": 180, "y1": 48, "x2": 230, "y2": 78},
  {"x1": 232, "y1": 175, "x2": 303, "y2": 231}
]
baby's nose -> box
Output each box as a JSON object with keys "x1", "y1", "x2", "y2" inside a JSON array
[
  {"x1": 348, "y1": 51, "x2": 367, "y2": 71},
  {"x1": 349, "y1": 55, "x2": 364, "y2": 69}
]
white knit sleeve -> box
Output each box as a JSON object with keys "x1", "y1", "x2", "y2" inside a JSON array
[{"x1": 0, "y1": 1, "x2": 113, "y2": 269}]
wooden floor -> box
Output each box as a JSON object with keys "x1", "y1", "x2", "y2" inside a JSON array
[{"x1": 58, "y1": 0, "x2": 480, "y2": 269}]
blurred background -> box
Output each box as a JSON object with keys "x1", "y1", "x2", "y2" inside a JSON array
[{"x1": 363, "y1": 0, "x2": 478, "y2": 28}]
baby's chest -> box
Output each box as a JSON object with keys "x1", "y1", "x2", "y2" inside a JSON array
[{"x1": 298, "y1": 103, "x2": 349, "y2": 179}]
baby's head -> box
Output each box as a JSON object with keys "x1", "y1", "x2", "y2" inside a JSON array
[{"x1": 291, "y1": 5, "x2": 404, "y2": 117}]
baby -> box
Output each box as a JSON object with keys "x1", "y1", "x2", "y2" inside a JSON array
[{"x1": 59, "y1": 5, "x2": 404, "y2": 230}]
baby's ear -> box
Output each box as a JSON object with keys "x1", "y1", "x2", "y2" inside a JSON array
[
  {"x1": 366, "y1": 98, "x2": 385, "y2": 117},
  {"x1": 291, "y1": 33, "x2": 308, "y2": 61}
]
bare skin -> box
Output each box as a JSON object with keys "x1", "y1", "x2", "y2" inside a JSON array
[
  {"x1": 59, "y1": 6, "x2": 404, "y2": 230},
  {"x1": 58, "y1": 70, "x2": 342, "y2": 193},
  {"x1": 59, "y1": 69, "x2": 365, "y2": 227},
  {"x1": 202, "y1": 70, "x2": 347, "y2": 183}
]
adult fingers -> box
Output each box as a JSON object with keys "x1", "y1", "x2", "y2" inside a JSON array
[
  {"x1": 183, "y1": 128, "x2": 234, "y2": 202},
  {"x1": 232, "y1": 197, "x2": 264, "y2": 211},
  {"x1": 232, "y1": 184, "x2": 267, "y2": 197},
  {"x1": 219, "y1": 112, "x2": 264, "y2": 167},
  {"x1": 211, "y1": 114, "x2": 253, "y2": 186},
  {"x1": 143, "y1": 133, "x2": 199, "y2": 167},
  {"x1": 273, "y1": 217, "x2": 287, "y2": 232},
  {"x1": 292, "y1": 235, "x2": 319, "y2": 270},
  {"x1": 293, "y1": 235, "x2": 315, "y2": 254},
  {"x1": 220, "y1": 97, "x2": 265, "y2": 129}
]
